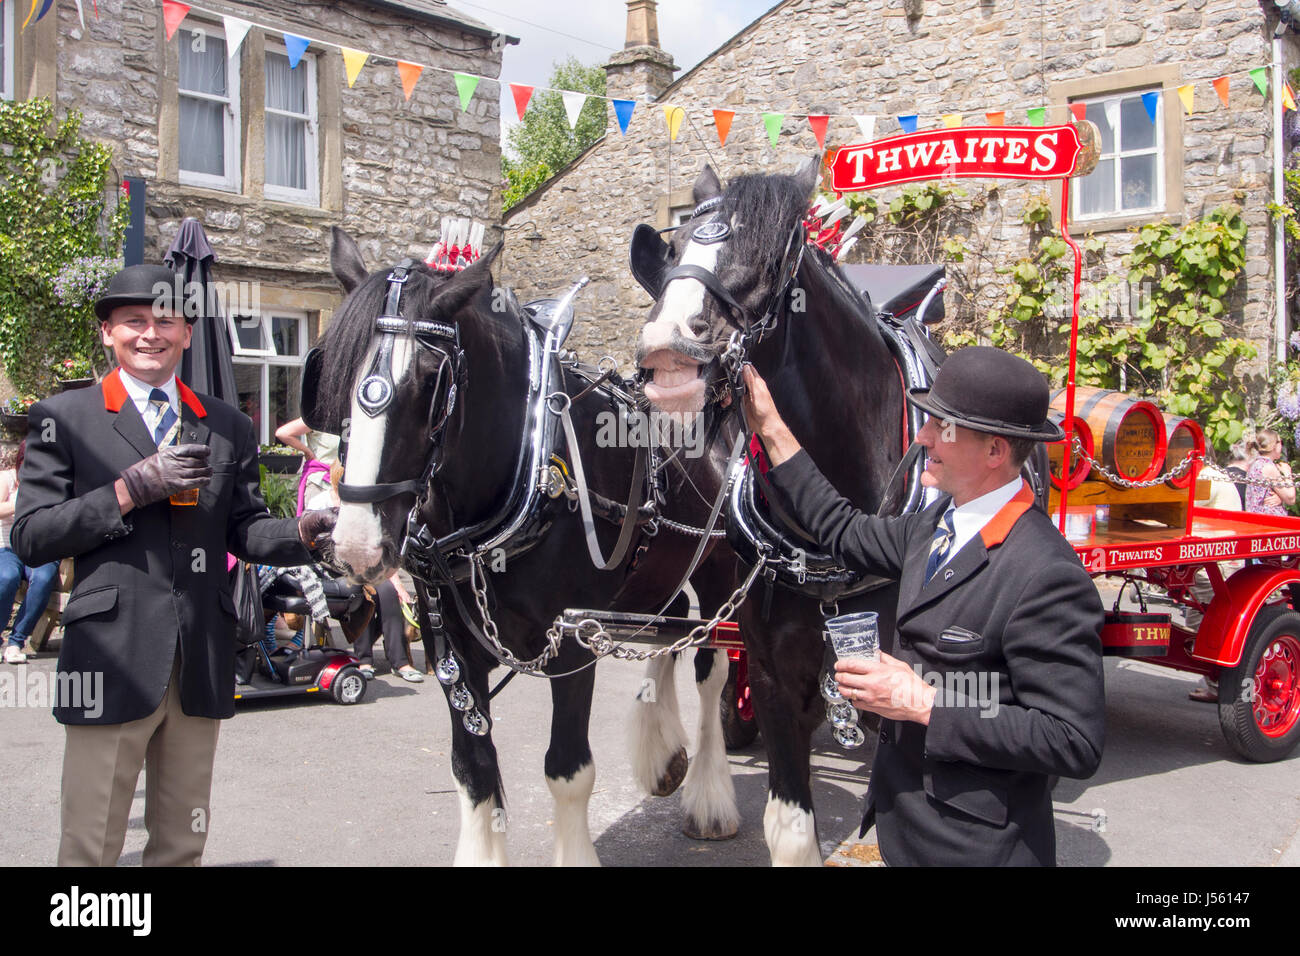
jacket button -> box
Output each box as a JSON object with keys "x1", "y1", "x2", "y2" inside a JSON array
[
  {"x1": 173, "y1": 587, "x2": 183, "y2": 595},
  {"x1": 879, "y1": 729, "x2": 888, "y2": 743},
  {"x1": 898, "y1": 637, "x2": 911, "y2": 649}
]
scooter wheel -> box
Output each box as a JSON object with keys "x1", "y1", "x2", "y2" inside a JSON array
[{"x1": 332, "y1": 665, "x2": 368, "y2": 705}]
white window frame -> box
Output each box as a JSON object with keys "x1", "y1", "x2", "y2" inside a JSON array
[
  {"x1": 263, "y1": 46, "x2": 319, "y2": 206},
  {"x1": 1071, "y1": 88, "x2": 1165, "y2": 223},
  {"x1": 232, "y1": 309, "x2": 309, "y2": 444},
  {"x1": 1, "y1": 1, "x2": 15, "y2": 102},
  {"x1": 177, "y1": 23, "x2": 242, "y2": 192},
  {"x1": 228, "y1": 312, "x2": 275, "y2": 357}
]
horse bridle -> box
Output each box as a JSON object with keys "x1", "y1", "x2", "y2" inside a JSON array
[{"x1": 330, "y1": 258, "x2": 466, "y2": 506}]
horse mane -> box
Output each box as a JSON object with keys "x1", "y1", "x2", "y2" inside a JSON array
[{"x1": 721, "y1": 172, "x2": 811, "y2": 280}]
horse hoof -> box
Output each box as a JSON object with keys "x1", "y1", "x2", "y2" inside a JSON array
[
  {"x1": 651, "y1": 747, "x2": 689, "y2": 796},
  {"x1": 682, "y1": 816, "x2": 739, "y2": 841}
]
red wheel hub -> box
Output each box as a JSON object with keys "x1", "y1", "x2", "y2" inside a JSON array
[{"x1": 1253, "y1": 635, "x2": 1300, "y2": 738}]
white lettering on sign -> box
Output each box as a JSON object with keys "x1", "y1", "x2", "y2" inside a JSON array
[
  {"x1": 1031, "y1": 131, "x2": 1059, "y2": 171},
  {"x1": 1178, "y1": 541, "x2": 1239, "y2": 560},
  {"x1": 1106, "y1": 547, "x2": 1166, "y2": 564},
  {"x1": 1251, "y1": 535, "x2": 1300, "y2": 554}
]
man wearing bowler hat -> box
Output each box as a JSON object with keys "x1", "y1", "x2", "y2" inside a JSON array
[
  {"x1": 742, "y1": 346, "x2": 1105, "y2": 866},
  {"x1": 12, "y1": 263, "x2": 336, "y2": 866}
]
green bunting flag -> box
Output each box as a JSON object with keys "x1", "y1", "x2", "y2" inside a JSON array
[
  {"x1": 1026, "y1": 106, "x2": 1046, "y2": 126},
  {"x1": 762, "y1": 112, "x2": 784, "y2": 147},
  {"x1": 454, "y1": 73, "x2": 480, "y2": 112},
  {"x1": 1250, "y1": 67, "x2": 1268, "y2": 96}
]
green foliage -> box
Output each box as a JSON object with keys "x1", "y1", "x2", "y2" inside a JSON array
[
  {"x1": 502, "y1": 58, "x2": 606, "y2": 212},
  {"x1": 258, "y1": 464, "x2": 298, "y2": 520},
  {"x1": 0, "y1": 99, "x2": 128, "y2": 396}
]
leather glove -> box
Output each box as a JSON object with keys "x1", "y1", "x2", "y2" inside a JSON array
[
  {"x1": 119, "y1": 443, "x2": 212, "y2": 508},
  {"x1": 298, "y1": 507, "x2": 338, "y2": 550}
]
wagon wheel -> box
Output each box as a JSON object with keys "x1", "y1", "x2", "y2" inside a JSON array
[
  {"x1": 720, "y1": 656, "x2": 759, "y2": 750},
  {"x1": 1218, "y1": 605, "x2": 1300, "y2": 762}
]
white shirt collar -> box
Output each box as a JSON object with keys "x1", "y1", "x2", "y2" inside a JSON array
[
  {"x1": 117, "y1": 369, "x2": 179, "y2": 419},
  {"x1": 943, "y1": 476, "x2": 1025, "y2": 566}
]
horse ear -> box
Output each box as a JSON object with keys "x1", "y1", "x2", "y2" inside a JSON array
[
  {"x1": 427, "y1": 241, "x2": 503, "y2": 318},
  {"x1": 694, "y1": 166, "x2": 723, "y2": 206},
  {"x1": 330, "y1": 226, "x2": 368, "y2": 293},
  {"x1": 794, "y1": 155, "x2": 820, "y2": 200}
]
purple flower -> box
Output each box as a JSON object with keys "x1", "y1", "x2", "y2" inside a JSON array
[
  {"x1": 51, "y1": 257, "x2": 117, "y2": 308},
  {"x1": 1291, "y1": 330, "x2": 1300, "y2": 352},
  {"x1": 1278, "y1": 382, "x2": 1300, "y2": 420}
]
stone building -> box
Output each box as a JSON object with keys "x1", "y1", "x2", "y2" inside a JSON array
[
  {"x1": 501, "y1": 0, "x2": 1298, "y2": 398},
  {"x1": 3, "y1": 0, "x2": 512, "y2": 442}
]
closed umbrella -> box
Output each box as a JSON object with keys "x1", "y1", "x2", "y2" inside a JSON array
[{"x1": 165, "y1": 217, "x2": 237, "y2": 402}]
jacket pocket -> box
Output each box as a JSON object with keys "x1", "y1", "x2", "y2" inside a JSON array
[
  {"x1": 934, "y1": 626, "x2": 986, "y2": 658},
  {"x1": 61, "y1": 585, "x2": 119, "y2": 626},
  {"x1": 924, "y1": 761, "x2": 1009, "y2": 827}
]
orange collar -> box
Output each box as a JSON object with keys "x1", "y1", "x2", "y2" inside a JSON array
[
  {"x1": 101, "y1": 368, "x2": 207, "y2": 418},
  {"x1": 978, "y1": 479, "x2": 1033, "y2": 549}
]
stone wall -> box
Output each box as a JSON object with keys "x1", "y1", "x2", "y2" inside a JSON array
[{"x1": 500, "y1": 0, "x2": 1297, "y2": 391}]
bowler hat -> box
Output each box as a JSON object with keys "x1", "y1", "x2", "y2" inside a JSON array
[
  {"x1": 908, "y1": 346, "x2": 1065, "y2": 443},
  {"x1": 94, "y1": 264, "x2": 187, "y2": 322}
]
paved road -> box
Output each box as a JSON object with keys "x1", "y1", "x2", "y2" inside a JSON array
[{"x1": 1, "y1": 641, "x2": 1297, "y2": 866}]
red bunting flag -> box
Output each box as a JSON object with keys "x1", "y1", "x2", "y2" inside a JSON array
[
  {"x1": 1286, "y1": 82, "x2": 1298, "y2": 112},
  {"x1": 162, "y1": 0, "x2": 190, "y2": 41},
  {"x1": 397, "y1": 61, "x2": 423, "y2": 101},
  {"x1": 807, "y1": 115, "x2": 829, "y2": 149},
  {"x1": 1213, "y1": 76, "x2": 1230, "y2": 108},
  {"x1": 1069, "y1": 102, "x2": 1087, "y2": 122},
  {"x1": 510, "y1": 83, "x2": 534, "y2": 121},
  {"x1": 713, "y1": 109, "x2": 735, "y2": 146},
  {"x1": 985, "y1": 111, "x2": 1005, "y2": 126}
]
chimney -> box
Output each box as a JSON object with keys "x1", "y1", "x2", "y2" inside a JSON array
[{"x1": 605, "y1": 0, "x2": 677, "y2": 102}]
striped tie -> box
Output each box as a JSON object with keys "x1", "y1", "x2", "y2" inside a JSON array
[
  {"x1": 145, "y1": 387, "x2": 180, "y2": 448},
  {"x1": 924, "y1": 508, "x2": 956, "y2": 583}
]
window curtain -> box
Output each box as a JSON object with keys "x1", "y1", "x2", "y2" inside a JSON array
[
  {"x1": 265, "y1": 53, "x2": 307, "y2": 190},
  {"x1": 178, "y1": 32, "x2": 228, "y2": 176}
]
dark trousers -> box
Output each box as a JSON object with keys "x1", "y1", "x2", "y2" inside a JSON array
[{"x1": 353, "y1": 581, "x2": 410, "y2": 671}]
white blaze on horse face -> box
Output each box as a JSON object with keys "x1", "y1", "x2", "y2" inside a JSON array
[
  {"x1": 638, "y1": 233, "x2": 722, "y2": 354},
  {"x1": 333, "y1": 335, "x2": 415, "y2": 579}
]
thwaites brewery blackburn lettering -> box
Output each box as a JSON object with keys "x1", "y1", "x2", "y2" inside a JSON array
[
  {"x1": 1076, "y1": 532, "x2": 1300, "y2": 571},
  {"x1": 831, "y1": 125, "x2": 1092, "y2": 191}
]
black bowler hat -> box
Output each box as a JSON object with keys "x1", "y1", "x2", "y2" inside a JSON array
[
  {"x1": 94, "y1": 264, "x2": 187, "y2": 322},
  {"x1": 908, "y1": 346, "x2": 1065, "y2": 443}
]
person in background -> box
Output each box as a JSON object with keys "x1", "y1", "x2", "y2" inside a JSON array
[
  {"x1": 1244, "y1": 429, "x2": 1294, "y2": 517},
  {"x1": 0, "y1": 441, "x2": 61, "y2": 664},
  {"x1": 276, "y1": 417, "x2": 339, "y2": 517}
]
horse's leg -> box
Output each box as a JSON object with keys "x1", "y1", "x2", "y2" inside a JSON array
[
  {"x1": 445, "y1": 659, "x2": 509, "y2": 867},
  {"x1": 681, "y1": 647, "x2": 740, "y2": 839},
  {"x1": 544, "y1": 656, "x2": 600, "y2": 867},
  {"x1": 628, "y1": 652, "x2": 690, "y2": 796}
]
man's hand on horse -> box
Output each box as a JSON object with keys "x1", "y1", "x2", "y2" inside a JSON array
[
  {"x1": 835, "y1": 654, "x2": 937, "y2": 725},
  {"x1": 741, "y1": 364, "x2": 802, "y2": 466},
  {"x1": 298, "y1": 507, "x2": 338, "y2": 551}
]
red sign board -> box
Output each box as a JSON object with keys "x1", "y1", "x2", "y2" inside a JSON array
[{"x1": 831, "y1": 125, "x2": 1090, "y2": 192}]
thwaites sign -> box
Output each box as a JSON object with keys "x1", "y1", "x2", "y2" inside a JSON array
[{"x1": 831, "y1": 123, "x2": 1099, "y2": 192}]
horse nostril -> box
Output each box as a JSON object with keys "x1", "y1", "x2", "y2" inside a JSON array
[{"x1": 688, "y1": 315, "x2": 710, "y2": 338}]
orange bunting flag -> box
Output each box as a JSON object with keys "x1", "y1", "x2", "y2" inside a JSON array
[
  {"x1": 162, "y1": 0, "x2": 190, "y2": 41},
  {"x1": 1213, "y1": 75, "x2": 1230, "y2": 108},
  {"x1": 1177, "y1": 83, "x2": 1194, "y2": 115},
  {"x1": 1069, "y1": 102, "x2": 1087, "y2": 122},
  {"x1": 941, "y1": 113, "x2": 962, "y2": 128},
  {"x1": 985, "y1": 110, "x2": 1005, "y2": 126},
  {"x1": 509, "y1": 83, "x2": 534, "y2": 120},
  {"x1": 397, "y1": 61, "x2": 423, "y2": 101},
  {"x1": 1286, "y1": 83, "x2": 1298, "y2": 112},
  {"x1": 807, "y1": 114, "x2": 829, "y2": 148},
  {"x1": 713, "y1": 109, "x2": 734, "y2": 146}
]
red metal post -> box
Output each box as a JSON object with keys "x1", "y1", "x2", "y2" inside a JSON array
[{"x1": 1057, "y1": 176, "x2": 1083, "y2": 535}]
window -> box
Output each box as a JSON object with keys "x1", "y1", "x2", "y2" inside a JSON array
[
  {"x1": 264, "y1": 49, "x2": 318, "y2": 205},
  {"x1": 1072, "y1": 89, "x2": 1164, "y2": 221},
  {"x1": 231, "y1": 310, "x2": 309, "y2": 444},
  {"x1": 178, "y1": 25, "x2": 241, "y2": 191},
  {"x1": 1, "y1": 1, "x2": 13, "y2": 101}
]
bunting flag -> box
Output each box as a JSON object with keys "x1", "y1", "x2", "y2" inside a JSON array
[
  {"x1": 94, "y1": 0, "x2": 100, "y2": 20},
  {"x1": 284, "y1": 33, "x2": 310, "y2": 69},
  {"x1": 663, "y1": 105, "x2": 685, "y2": 140},
  {"x1": 21, "y1": 1, "x2": 37, "y2": 31},
  {"x1": 1213, "y1": 75, "x2": 1230, "y2": 107},
  {"x1": 853, "y1": 114, "x2": 875, "y2": 140},
  {"x1": 161, "y1": 0, "x2": 189, "y2": 41},
  {"x1": 807, "y1": 114, "x2": 829, "y2": 148},
  {"x1": 562, "y1": 91, "x2": 587, "y2": 130},
  {"x1": 941, "y1": 113, "x2": 962, "y2": 128},
  {"x1": 453, "y1": 72, "x2": 479, "y2": 111},
  {"x1": 1177, "y1": 83, "x2": 1194, "y2": 114},
  {"x1": 1250, "y1": 67, "x2": 1268, "y2": 96},
  {"x1": 1286, "y1": 83, "x2": 1298, "y2": 112},
  {"x1": 223, "y1": 15, "x2": 253, "y2": 59},
  {"x1": 509, "y1": 83, "x2": 533, "y2": 120},
  {"x1": 897, "y1": 114, "x2": 917, "y2": 134},
  {"x1": 398, "y1": 61, "x2": 423, "y2": 101},
  {"x1": 985, "y1": 110, "x2": 1005, "y2": 126},
  {"x1": 34, "y1": 0, "x2": 55, "y2": 25},
  {"x1": 762, "y1": 112, "x2": 784, "y2": 146},
  {"x1": 612, "y1": 99, "x2": 636, "y2": 135},
  {"x1": 342, "y1": 48, "x2": 369, "y2": 88},
  {"x1": 713, "y1": 108, "x2": 735, "y2": 146},
  {"x1": 73, "y1": 0, "x2": 86, "y2": 30},
  {"x1": 1140, "y1": 90, "x2": 1159, "y2": 122},
  {"x1": 1069, "y1": 102, "x2": 1087, "y2": 122},
  {"x1": 1027, "y1": 106, "x2": 1046, "y2": 126}
]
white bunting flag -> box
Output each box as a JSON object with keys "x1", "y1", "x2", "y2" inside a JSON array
[
  {"x1": 561, "y1": 91, "x2": 587, "y2": 130},
  {"x1": 223, "y1": 15, "x2": 253, "y2": 59},
  {"x1": 854, "y1": 114, "x2": 876, "y2": 141},
  {"x1": 73, "y1": 0, "x2": 86, "y2": 29}
]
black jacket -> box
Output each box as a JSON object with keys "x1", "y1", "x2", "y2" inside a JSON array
[
  {"x1": 767, "y1": 450, "x2": 1105, "y2": 866},
  {"x1": 12, "y1": 370, "x2": 309, "y2": 724}
]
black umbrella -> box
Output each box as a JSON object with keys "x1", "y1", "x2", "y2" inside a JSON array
[{"x1": 165, "y1": 217, "x2": 237, "y2": 402}]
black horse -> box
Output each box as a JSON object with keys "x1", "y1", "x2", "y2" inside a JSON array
[
  {"x1": 635, "y1": 161, "x2": 920, "y2": 865},
  {"x1": 313, "y1": 228, "x2": 743, "y2": 864}
]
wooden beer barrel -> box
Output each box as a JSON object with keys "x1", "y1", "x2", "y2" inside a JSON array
[
  {"x1": 1046, "y1": 413, "x2": 1093, "y2": 490},
  {"x1": 1050, "y1": 387, "x2": 1168, "y2": 484},
  {"x1": 1164, "y1": 416, "x2": 1205, "y2": 489}
]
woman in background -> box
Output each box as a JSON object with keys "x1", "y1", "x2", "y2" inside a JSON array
[
  {"x1": 0, "y1": 442, "x2": 62, "y2": 663},
  {"x1": 1244, "y1": 428, "x2": 1294, "y2": 517}
]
